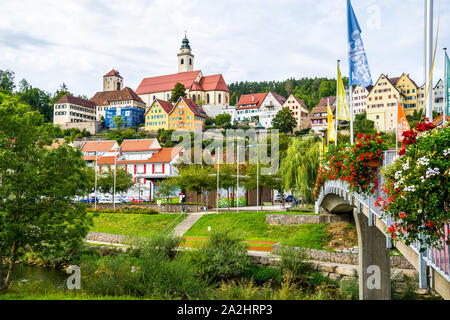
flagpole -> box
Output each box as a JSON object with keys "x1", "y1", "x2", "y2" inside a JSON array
[
  {"x1": 94, "y1": 150, "x2": 98, "y2": 210},
  {"x1": 444, "y1": 48, "x2": 448, "y2": 126},
  {"x1": 217, "y1": 147, "x2": 220, "y2": 213},
  {"x1": 113, "y1": 148, "x2": 117, "y2": 211},
  {"x1": 236, "y1": 143, "x2": 239, "y2": 213},
  {"x1": 349, "y1": 85, "x2": 354, "y2": 144},
  {"x1": 335, "y1": 60, "x2": 340, "y2": 147},
  {"x1": 396, "y1": 100, "x2": 399, "y2": 153}
]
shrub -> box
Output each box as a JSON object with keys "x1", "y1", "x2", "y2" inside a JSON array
[
  {"x1": 337, "y1": 278, "x2": 359, "y2": 300},
  {"x1": 81, "y1": 241, "x2": 207, "y2": 299},
  {"x1": 130, "y1": 234, "x2": 184, "y2": 260},
  {"x1": 277, "y1": 246, "x2": 311, "y2": 277},
  {"x1": 242, "y1": 265, "x2": 281, "y2": 285},
  {"x1": 190, "y1": 230, "x2": 250, "y2": 282}
]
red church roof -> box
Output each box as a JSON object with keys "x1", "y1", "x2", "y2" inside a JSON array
[
  {"x1": 136, "y1": 71, "x2": 201, "y2": 95},
  {"x1": 198, "y1": 74, "x2": 229, "y2": 92}
]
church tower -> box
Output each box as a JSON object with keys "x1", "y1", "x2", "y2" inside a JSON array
[
  {"x1": 103, "y1": 69, "x2": 123, "y2": 91},
  {"x1": 177, "y1": 33, "x2": 194, "y2": 73}
]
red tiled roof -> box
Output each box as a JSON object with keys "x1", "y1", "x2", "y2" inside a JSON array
[
  {"x1": 311, "y1": 97, "x2": 336, "y2": 119},
  {"x1": 97, "y1": 155, "x2": 120, "y2": 165},
  {"x1": 135, "y1": 71, "x2": 201, "y2": 95},
  {"x1": 82, "y1": 140, "x2": 118, "y2": 153},
  {"x1": 190, "y1": 81, "x2": 204, "y2": 91},
  {"x1": 389, "y1": 77, "x2": 401, "y2": 85},
  {"x1": 120, "y1": 139, "x2": 160, "y2": 152},
  {"x1": 153, "y1": 99, "x2": 174, "y2": 114},
  {"x1": 270, "y1": 92, "x2": 287, "y2": 105},
  {"x1": 45, "y1": 138, "x2": 66, "y2": 149},
  {"x1": 89, "y1": 87, "x2": 144, "y2": 106},
  {"x1": 179, "y1": 97, "x2": 208, "y2": 118},
  {"x1": 433, "y1": 114, "x2": 450, "y2": 126},
  {"x1": 55, "y1": 94, "x2": 96, "y2": 109},
  {"x1": 148, "y1": 147, "x2": 183, "y2": 163},
  {"x1": 237, "y1": 93, "x2": 268, "y2": 110},
  {"x1": 198, "y1": 74, "x2": 229, "y2": 92},
  {"x1": 104, "y1": 69, "x2": 123, "y2": 78},
  {"x1": 116, "y1": 147, "x2": 183, "y2": 164}
]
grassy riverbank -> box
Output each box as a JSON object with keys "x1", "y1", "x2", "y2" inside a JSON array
[
  {"x1": 184, "y1": 211, "x2": 330, "y2": 250},
  {"x1": 90, "y1": 212, "x2": 186, "y2": 238}
]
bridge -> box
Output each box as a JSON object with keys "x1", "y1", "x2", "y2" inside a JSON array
[{"x1": 315, "y1": 150, "x2": 450, "y2": 300}]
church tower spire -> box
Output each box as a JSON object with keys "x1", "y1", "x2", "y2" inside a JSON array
[{"x1": 178, "y1": 32, "x2": 194, "y2": 73}]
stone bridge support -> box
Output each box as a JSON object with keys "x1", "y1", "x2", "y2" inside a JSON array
[{"x1": 353, "y1": 207, "x2": 391, "y2": 300}]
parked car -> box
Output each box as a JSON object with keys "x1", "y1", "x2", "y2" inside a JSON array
[
  {"x1": 79, "y1": 196, "x2": 99, "y2": 203},
  {"x1": 275, "y1": 194, "x2": 281, "y2": 203},
  {"x1": 99, "y1": 196, "x2": 112, "y2": 203},
  {"x1": 284, "y1": 195, "x2": 296, "y2": 202},
  {"x1": 119, "y1": 197, "x2": 131, "y2": 203}
]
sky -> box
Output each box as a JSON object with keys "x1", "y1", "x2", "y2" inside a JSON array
[{"x1": 1, "y1": 0, "x2": 449, "y2": 98}]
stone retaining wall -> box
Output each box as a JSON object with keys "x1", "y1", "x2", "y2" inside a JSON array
[
  {"x1": 273, "y1": 244, "x2": 414, "y2": 269},
  {"x1": 266, "y1": 213, "x2": 352, "y2": 225},
  {"x1": 266, "y1": 214, "x2": 320, "y2": 225},
  {"x1": 86, "y1": 232, "x2": 135, "y2": 244}
]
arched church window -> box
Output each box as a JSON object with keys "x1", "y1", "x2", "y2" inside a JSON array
[
  {"x1": 193, "y1": 95, "x2": 196, "y2": 102},
  {"x1": 206, "y1": 94, "x2": 210, "y2": 104},
  {"x1": 218, "y1": 94, "x2": 221, "y2": 104},
  {"x1": 181, "y1": 58, "x2": 184, "y2": 65},
  {"x1": 189, "y1": 58, "x2": 192, "y2": 65}
]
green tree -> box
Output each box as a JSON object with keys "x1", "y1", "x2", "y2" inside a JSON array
[
  {"x1": 156, "y1": 180, "x2": 178, "y2": 204},
  {"x1": 50, "y1": 83, "x2": 72, "y2": 106},
  {"x1": 18, "y1": 81, "x2": 53, "y2": 122},
  {"x1": 97, "y1": 168, "x2": 134, "y2": 195},
  {"x1": 271, "y1": 108, "x2": 297, "y2": 134},
  {"x1": 280, "y1": 136, "x2": 320, "y2": 204},
  {"x1": 172, "y1": 165, "x2": 214, "y2": 211},
  {"x1": 217, "y1": 164, "x2": 237, "y2": 210},
  {"x1": 0, "y1": 93, "x2": 92, "y2": 290},
  {"x1": 354, "y1": 112, "x2": 376, "y2": 136},
  {"x1": 0, "y1": 69, "x2": 16, "y2": 92},
  {"x1": 214, "y1": 113, "x2": 232, "y2": 127},
  {"x1": 169, "y1": 82, "x2": 187, "y2": 103}
]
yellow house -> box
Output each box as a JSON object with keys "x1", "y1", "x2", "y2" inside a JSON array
[
  {"x1": 392, "y1": 73, "x2": 420, "y2": 116},
  {"x1": 366, "y1": 74, "x2": 404, "y2": 133},
  {"x1": 144, "y1": 99, "x2": 173, "y2": 132},
  {"x1": 168, "y1": 97, "x2": 208, "y2": 130}
]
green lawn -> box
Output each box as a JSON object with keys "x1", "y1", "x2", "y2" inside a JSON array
[
  {"x1": 90, "y1": 213, "x2": 185, "y2": 238},
  {"x1": 184, "y1": 211, "x2": 330, "y2": 250}
]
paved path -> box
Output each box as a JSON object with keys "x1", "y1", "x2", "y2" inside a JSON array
[{"x1": 172, "y1": 212, "x2": 208, "y2": 237}]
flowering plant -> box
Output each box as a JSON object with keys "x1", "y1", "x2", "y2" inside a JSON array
[
  {"x1": 380, "y1": 122, "x2": 449, "y2": 247},
  {"x1": 314, "y1": 133, "x2": 388, "y2": 197}
]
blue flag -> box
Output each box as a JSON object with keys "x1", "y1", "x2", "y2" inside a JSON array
[{"x1": 347, "y1": 0, "x2": 372, "y2": 87}]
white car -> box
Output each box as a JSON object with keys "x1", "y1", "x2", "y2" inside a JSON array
[{"x1": 99, "y1": 196, "x2": 112, "y2": 203}]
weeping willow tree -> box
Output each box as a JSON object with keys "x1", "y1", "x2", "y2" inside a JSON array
[{"x1": 280, "y1": 137, "x2": 320, "y2": 204}]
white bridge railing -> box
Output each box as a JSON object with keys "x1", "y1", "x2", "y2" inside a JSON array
[{"x1": 316, "y1": 150, "x2": 450, "y2": 285}]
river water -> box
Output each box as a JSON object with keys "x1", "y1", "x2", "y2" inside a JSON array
[{"x1": 13, "y1": 265, "x2": 68, "y2": 286}]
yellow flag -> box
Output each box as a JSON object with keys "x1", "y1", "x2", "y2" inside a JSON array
[
  {"x1": 337, "y1": 65, "x2": 350, "y2": 121},
  {"x1": 327, "y1": 102, "x2": 336, "y2": 142}
]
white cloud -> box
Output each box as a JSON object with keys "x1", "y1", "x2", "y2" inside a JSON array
[{"x1": 0, "y1": 0, "x2": 449, "y2": 97}]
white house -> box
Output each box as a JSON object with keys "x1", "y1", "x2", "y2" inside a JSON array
[{"x1": 236, "y1": 92, "x2": 286, "y2": 128}]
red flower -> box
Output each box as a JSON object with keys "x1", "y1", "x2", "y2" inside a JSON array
[{"x1": 399, "y1": 212, "x2": 406, "y2": 218}]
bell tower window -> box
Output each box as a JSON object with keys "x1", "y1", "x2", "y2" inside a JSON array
[{"x1": 181, "y1": 58, "x2": 184, "y2": 65}]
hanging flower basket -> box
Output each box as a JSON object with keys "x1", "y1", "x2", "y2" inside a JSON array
[{"x1": 368, "y1": 159, "x2": 381, "y2": 168}]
